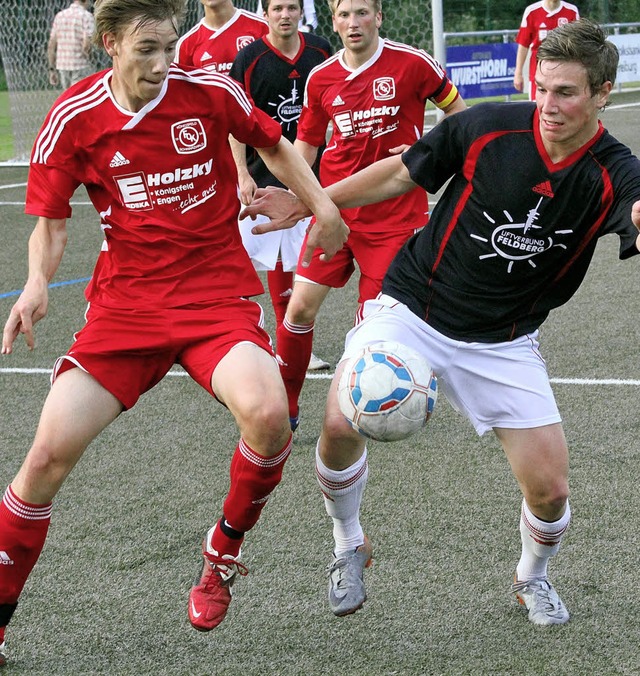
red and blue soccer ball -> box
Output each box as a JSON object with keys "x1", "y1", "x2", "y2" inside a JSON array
[{"x1": 337, "y1": 341, "x2": 438, "y2": 442}]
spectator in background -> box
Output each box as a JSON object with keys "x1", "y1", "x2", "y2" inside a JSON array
[
  {"x1": 255, "y1": 0, "x2": 318, "y2": 31},
  {"x1": 48, "y1": 0, "x2": 95, "y2": 89},
  {"x1": 514, "y1": 0, "x2": 579, "y2": 99}
]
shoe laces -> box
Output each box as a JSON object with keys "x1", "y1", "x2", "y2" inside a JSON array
[
  {"x1": 511, "y1": 578, "x2": 559, "y2": 610},
  {"x1": 202, "y1": 551, "x2": 249, "y2": 589}
]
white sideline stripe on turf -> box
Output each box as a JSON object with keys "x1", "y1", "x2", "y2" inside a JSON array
[
  {"x1": 0, "y1": 182, "x2": 27, "y2": 190},
  {"x1": 0, "y1": 200, "x2": 91, "y2": 206},
  {"x1": 1, "y1": 367, "x2": 640, "y2": 386}
]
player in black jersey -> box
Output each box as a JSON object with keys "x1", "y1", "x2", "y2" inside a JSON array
[
  {"x1": 242, "y1": 19, "x2": 640, "y2": 625},
  {"x1": 230, "y1": 0, "x2": 332, "y2": 381}
]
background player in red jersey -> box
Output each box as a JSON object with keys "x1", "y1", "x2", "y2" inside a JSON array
[
  {"x1": 0, "y1": 0, "x2": 346, "y2": 665},
  {"x1": 514, "y1": 0, "x2": 580, "y2": 99},
  {"x1": 243, "y1": 19, "x2": 640, "y2": 626},
  {"x1": 274, "y1": 0, "x2": 466, "y2": 431},
  {"x1": 231, "y1": 0, "x2": 333, "y2": 372},
  {"x1": 175, "y1": 0, "x2": 268, "y2": 74}
]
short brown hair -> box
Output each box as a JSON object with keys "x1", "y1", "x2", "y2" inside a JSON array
[
  {"x1": 93, "y1": 0, "x2": 186, "y2": 48},
  {"x1": 260, "y1": 0, "x2": 302, "y2": 11},
  {"x1": 537, "y1": 18, "x2": 619, "y2": 95}
]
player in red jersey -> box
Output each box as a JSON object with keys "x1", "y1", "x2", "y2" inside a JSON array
[
  {"x1": 272, "y1": 0, "x2": 466, "y2": 431},
  {"x1": 175, "y1": 0, "x2": 268, "y2": 74},
  {"x1": 514, "y1": 0, "x2": 579, "y2": 99},
  {"x1": 0, "y1": 0, "x2": 346, "y2": 664},
  {"x1": 244, "y1": 19, "x2": 640, "y2": 625},
  {"x1": 231, "y1": 0, "x2": 333, "y2": 372}
]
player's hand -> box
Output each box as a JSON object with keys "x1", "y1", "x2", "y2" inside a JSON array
[
  {"x1": 237, "y1": 172, "x2": 257, "y2": 207},
  {"x1": 513, "y1": 74, "x2": 524, "y2": 92},
  {"x1": 300, "y1": 208, "x2": 349, "y2": 267},
  {"x1": 632, "y1": 200, "x2": 640, "y2": 253},
  {"x1": 240, "y1": 187, "x2": 311, "y2": 232},
  {"x1": 1, "y1": 284, "x2": 49, "y2": 354},
  {"x1": 388, "y1": 144, "x2": 411, "y2": 155}
]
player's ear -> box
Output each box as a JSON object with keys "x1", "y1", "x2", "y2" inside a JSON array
[
  {"x1": 103, "y1": 32, "x2": 118, "y2": 57},
  {"x1": 595, "y1": 80, "x2": 613, "y2": 110}
]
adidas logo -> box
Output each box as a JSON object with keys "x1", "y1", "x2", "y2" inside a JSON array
[
  {"x1": 201, "y1": 50, "x2": 213, "y2": 62},
  {"x1": 332, "y1": 95, "x2": 345, "y2": 106},
  {"x1": 0, "y1": 550, "x2": 14, "y2": 565},
  {"x1": 532, "y1": 180, "x2": 554, "y2": 197},
  {"x1": 289, "y1": 69, "x2": 300, "y2": 79},
  {"x1": 109, "y1": 151, "x2": 130, "y2": 168}
]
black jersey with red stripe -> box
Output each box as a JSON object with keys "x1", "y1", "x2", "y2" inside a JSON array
[
  {"x1": 230, "y1": 33, "x2": 331, "y2": 188},
  {"x1": 383, "y1": 102, "x2": 640, "y2": 342}
]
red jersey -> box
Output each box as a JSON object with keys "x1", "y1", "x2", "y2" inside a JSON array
[
  {"x1": 516, "y1": 1, "x2": 580, "y2": 84},
  {"x1": 175, "y1": 9, "x2": 268, "y2": 75},
  {"x1": 27, "y1": 66, "x2": 282, "y2": 310},
  {"x1": 297, "y1": 37, "x2": 459, "y2": 233}
]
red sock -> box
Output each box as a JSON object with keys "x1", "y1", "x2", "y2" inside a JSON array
[
  {"x1": 212, "y1": 437, "x2": 292, "y2": 557},
  {"x1": 0, "y1": 487, "x2": 52, "y2": 608},
  {"x1": 276, "y1": 317, "x2": 314, "y2": 419},
  {"x1": 267, "y1": 264, "x2": 293, "y2": 330}
]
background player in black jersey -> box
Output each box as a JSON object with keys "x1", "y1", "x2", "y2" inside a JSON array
[
  {"x1": 231, "y1": 0, "x2": 333, "y2": 376},
  {"x1": 242, "y1": 19, "x2": 640, "y2": 625}
]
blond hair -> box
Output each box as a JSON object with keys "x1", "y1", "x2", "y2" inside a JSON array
[{"x1": 328, "y1": 0, "x2": 382, "y2": 15}]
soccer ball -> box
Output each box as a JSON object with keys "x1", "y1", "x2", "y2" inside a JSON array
[{"x1": 337, "y1": 341, "x2": 437, "y2": 442}]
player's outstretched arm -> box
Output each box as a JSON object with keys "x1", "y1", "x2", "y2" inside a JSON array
[
  {"x1": 324, "y1": 154, "x2": 417, "y2": 209},
  {"x1": 257, "y1": 137, "x2": 348, "y2": 265},
  {"x1": 243, "y1": 152, "x2": 417, "y2": 222},
  {"x1": 2, "y1": 217, "x2": 68, "y2": 354}
]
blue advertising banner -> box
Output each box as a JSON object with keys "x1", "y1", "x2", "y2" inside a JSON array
[{"x1": 446, "y1": 42, "x2": 519, "y2": 99}]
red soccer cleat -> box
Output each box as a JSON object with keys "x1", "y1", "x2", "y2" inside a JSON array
[{"x1": 188, "y1": 543, "x2": 248, "y2": 632}]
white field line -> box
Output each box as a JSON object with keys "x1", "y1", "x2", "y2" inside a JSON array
[{"x1": 1, "y1": 367, "x2": 639, "y2": 386}]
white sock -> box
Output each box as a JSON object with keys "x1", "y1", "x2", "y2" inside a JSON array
[
  {"x1": 315, "y1": 443, "x2": 368, "y2": 556},
  {"x1": 516, "y1": 498, "x2": 571, "y2": 581}
]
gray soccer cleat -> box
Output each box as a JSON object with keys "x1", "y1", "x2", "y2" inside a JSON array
[
  {"x1": 327, "y1": 536, "x2": 373, "y2": 616},
  {"x1": 511, "y1": 576, "x2": 570, "y2": 625}
]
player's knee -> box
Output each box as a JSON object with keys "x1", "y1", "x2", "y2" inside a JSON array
[
  {"x1": 22, "y1": 440, "x2": 74, "y2": 487},
  {"x1": 285, "y1": 294, "x2": 319, "y2": 326},
  {"x1": 526, "y1": 481, "x2": 569, "y2": 520},
  {"x1": 237, "y1": 397, "x2": 290, "y2": 450},
  {"x1": 322, "y1": 405, "x2": 361, "y2": 445}
]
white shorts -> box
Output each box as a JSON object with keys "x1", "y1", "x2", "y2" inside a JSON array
[
  {"x1": 342, "y1": 294, "x2": 561, "y2": 436},
  {"x1": 238, "y1": 213, "x2": 310, "y2": 272}
]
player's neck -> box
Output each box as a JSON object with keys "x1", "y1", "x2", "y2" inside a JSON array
[
  {"x1": 204, "y1": 5, "x2": 236, "y2": 30},
  {"x1": 543, "y1": 0, "x2": 561, "y2": 11},
  {"x1": 343, "y1": 40, "x2": 379, "y2": 70},
  {"x1": 266, "y1": 32, "x2": 301, "y2": 59}
]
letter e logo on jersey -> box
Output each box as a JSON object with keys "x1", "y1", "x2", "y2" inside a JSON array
[
  {"x1": 236, "y1": 36, "x2": 255, "y2": 50},
  {"x1": 114, "y1": 172, "x2": 153, "y2": 211},
  {"x1": 171, "y1": 119, "x2": 207, "y2": 155},
  {"x1": 373, "y1": 77, "x2": 395, "y2": 101},
  {"x1": 334, "y1": 111, "x2": 355, "y2": 137}
]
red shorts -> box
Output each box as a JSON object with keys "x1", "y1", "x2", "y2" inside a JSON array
[
  {"x1": 52, "y1": 299, "x2": 273, "y2": 409},
  {"x1": 295, "y1": 226, "x2": 420, "y2": 304}
]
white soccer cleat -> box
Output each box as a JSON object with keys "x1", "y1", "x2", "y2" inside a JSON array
[
  {"x1": 308, "y1": 353, "x2": 330, "y2": 371},
  {"x1": 511, "y1": 576, "x2": 570, "y2": 625}
]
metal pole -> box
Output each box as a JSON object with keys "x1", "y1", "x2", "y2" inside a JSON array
[{"x1": 432, "y1": 0, "x2": 445, "y2": 121}]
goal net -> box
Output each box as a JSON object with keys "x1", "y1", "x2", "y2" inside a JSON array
[{"x1": 0, "y1": 0, "x2": 433, "y2": 163}]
